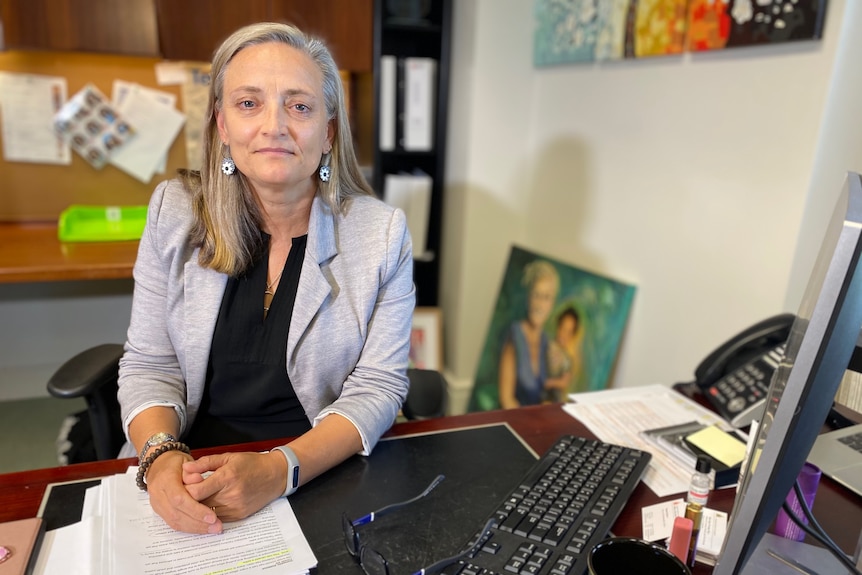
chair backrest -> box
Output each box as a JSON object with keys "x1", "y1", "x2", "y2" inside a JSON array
[
  {"x1": 403, "y1": 368, "x2": 448, "y2": 420},
  {"x1": 47, "y1": 343, "x2": 125, "y2": 461}
]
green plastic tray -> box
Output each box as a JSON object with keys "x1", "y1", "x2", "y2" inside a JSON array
[{"x1": 58, "y1": 205, "x2": 148, "y2": 242}]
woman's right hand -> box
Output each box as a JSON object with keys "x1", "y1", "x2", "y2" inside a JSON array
[{"x1": 144, "y1": 449, "x2": 224, "y2": 534}]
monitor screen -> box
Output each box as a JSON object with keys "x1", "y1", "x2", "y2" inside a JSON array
[{"x1": 713, "y1": 171, "x2": 862, "y2": 575}]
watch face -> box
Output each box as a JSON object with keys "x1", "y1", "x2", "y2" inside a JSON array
[
  {"x1": 150, "y1": 432, "x2": 174, "y2": 443},
  {"x1": 140, "y1": 432, "x2": 178, "y2": 462}
]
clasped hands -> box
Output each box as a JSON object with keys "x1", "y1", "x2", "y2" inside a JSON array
[{"x1": 143, "y1": 449, "x2": 288, "y2": 534}]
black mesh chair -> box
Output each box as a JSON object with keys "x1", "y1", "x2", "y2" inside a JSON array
[{"x1": 48, "y1": 344, "x2": 448, "y2": 462}]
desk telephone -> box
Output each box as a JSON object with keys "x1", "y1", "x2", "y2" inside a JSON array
[{"x1": 692, "y1": 313, "x2": 795, "y2": 428}]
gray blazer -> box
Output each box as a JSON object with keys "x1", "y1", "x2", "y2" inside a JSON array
[{"x1": 117, "y1": 179, "x2": 415, "y2": 458}]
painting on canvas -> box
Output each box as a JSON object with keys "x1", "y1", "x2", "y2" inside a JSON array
[{"x1": 468, "y1": 246, "x2": 636, "y2": 412}]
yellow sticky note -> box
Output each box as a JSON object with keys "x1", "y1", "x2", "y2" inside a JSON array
[{"x1": 686, "y1": 426, "x2": 746, "y2": 468}]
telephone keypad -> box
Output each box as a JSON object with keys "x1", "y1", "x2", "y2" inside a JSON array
[{"x1": 705, "y1": 344, "x2": 785, "y2": 428}]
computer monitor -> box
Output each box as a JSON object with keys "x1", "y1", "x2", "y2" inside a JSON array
[{"x1": 713, "y1": 171, "x2": 862, "y2": 575}]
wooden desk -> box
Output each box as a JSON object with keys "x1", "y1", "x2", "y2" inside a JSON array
[
  {"x1": 1, "y1": 404, "x2": 860, "y2": 574},
  {"x1": 0, "y1": 222, "x2": 138, "y2": 283}
]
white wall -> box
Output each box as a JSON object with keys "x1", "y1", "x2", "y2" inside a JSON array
[
  {"x1": 784, "y1": 0, "x2": 862, "y2": 310},
  {"x1": 442, "y1": 0, "x2": 849, "y2": 404}
]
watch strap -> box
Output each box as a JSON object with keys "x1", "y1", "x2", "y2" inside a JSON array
[{"x1": 271, "y1": 445, "x2": 300, "y2": 497}]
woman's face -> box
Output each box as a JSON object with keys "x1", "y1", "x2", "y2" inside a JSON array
[
  {"x1": 216, "y1": 42, "x2": 334, "y2": 196},
  {"x1": 527, "y1": 276, "x2": 557, "y2": 328}
]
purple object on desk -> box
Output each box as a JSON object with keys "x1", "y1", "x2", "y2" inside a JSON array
[{"x1": 774, "y1": 462, "x2": 822, "y2": 541}]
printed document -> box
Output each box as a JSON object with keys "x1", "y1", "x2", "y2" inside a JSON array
[
  {"x1": 0, "y1": 72, "x2": 70, "y2": 164},
  {"x1": 565, "y1": 384, "x2": 734, "y2": 496},
  {"x1": 34, "y1": 468, "x2": 316, "y2": 575}
]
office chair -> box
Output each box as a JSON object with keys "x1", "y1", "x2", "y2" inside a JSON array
[{"x1": 47, "y1": 344, "x2": 448, "y2": 462}]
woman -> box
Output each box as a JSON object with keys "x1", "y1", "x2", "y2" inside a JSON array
[
  {"x1": 497, "y1": 260, "x2": 559, "y2": 408},
  {"x1": 117, "y1": 22, "x2": 415, "y2": 534}
]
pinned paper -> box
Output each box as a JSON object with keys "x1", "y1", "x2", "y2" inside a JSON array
[
  {"x1": 686, "y1": 425, "x2": 746, "y2": 468},
  {"x1": 109, "y1": 82, "x2": 185, "y2": 183},
  {"x1": 53, "y1": 84, "x2": 135, "y2": 169},
  {"x1": 0, "y1": 72, "x2": 70, "y2": 165}
]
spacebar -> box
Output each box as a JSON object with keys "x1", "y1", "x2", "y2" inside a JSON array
[{"x1": 518, "y1": 453, "x2": 557, "y2": 489}]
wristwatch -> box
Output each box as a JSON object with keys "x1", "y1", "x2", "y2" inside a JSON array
[
  {"x1": 271, "y1": 445, "x2": 300, "y2": 497},
  {"x1": 139, "y1": 432, "x2": 178, "y2": 465}
]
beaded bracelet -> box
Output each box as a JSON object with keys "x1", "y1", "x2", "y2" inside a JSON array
[{"x1": 135, "y1": 441, "x2": 191, "y2": 491}]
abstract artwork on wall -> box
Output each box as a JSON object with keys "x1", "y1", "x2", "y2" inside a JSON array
[
  {"x1": 468, "y1": 246, "x2": 636, "y2": 412},
  {"x1": 687, "y1": 0, "x2": 828, "y2": 52},
  {"x1": 534, "y1": 0, "x2": 829, "y2": 66}
]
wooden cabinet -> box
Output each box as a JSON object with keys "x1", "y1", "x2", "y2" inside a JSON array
[
  {"x1": 154, "y1": 0, "x2": 372, "y2": 71},
  {"x1": 0, "y1": 0, "x2": 371, "y2": 71},
  {"x1": 0, "y1": 0, "x2": 159, "y2": 55},
  {"x1": 372, "y1": 0, "x2": 452, "y2": 307},
  {"x1": 270, "y1": 0, "x2": 373, "y2": 72},
  {"x1": 153, "y1": 0, "x2": 270, "y2": 62}
]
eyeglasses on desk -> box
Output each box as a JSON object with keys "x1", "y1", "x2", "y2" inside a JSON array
[{"x1": 342, "y1": 474, "x2": 497, "y2": 575}]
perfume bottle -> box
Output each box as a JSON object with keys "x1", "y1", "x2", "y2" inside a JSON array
[{"x1": 685, "y1": 455, "x2": 711, "y2": 567}]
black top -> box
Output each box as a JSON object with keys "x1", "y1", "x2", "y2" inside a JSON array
[{"x1": 186, "y1": 234, "x2": 312, "y2": 448}]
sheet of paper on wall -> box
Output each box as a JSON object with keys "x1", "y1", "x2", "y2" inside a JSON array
[
  {"x1": 180, "y1": 63, "x2": 212, "y2": 171},
  {"x1": 113, "y1": 80, "x2": 177, "y2": 175},
  {"x1": 53, "y1": 83, "x2": 136, "y2": 169},
  {"x1": 384, "y1": 171, "x2": 432, "y2": 259},
  {"x1": 109, "y1": 82, "x2": 185, "y2": 183},
  {"x1": 154, "y1": 61, "x2": 191, "y2": 86},
  {"x1": 0, "y1": 72, "x2": 71, "y2": 165}
]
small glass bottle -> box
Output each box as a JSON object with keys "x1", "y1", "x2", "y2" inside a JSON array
[{"x1": 684, "y1": 455, "x2": 712, "y2": 567}]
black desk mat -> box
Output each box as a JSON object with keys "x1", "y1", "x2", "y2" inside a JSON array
[
  {"x1": 292, "y1": 423, "x2": 538, "y2": 573},
  {"x1": 39, "y1": 422, "x2": 540, "y2": 574}
]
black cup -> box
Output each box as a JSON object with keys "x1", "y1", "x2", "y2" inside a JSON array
[{"x1": 588, "y1": 537, "x2": 692, "y2": 575}]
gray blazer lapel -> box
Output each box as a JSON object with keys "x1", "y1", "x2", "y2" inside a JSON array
[
  {"x1": 183, "y1": 253, "x2": 227, "y2": 412},
  {"x1": 288, "y1": 196, "x2": 337, "y2": 357}
]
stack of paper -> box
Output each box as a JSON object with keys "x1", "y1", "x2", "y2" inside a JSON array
[{"x1": 33, "y1": 467, "x2": 317, "y2": 575}]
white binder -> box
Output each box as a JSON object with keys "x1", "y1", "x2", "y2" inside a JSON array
[
  {"x1": 402, "y1": 57, "x2": 436, "y2": 152},
  {"x1": 379, "y1": 55, "x2": 397, "y2": 151}
]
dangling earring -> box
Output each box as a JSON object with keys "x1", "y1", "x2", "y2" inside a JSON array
[
  {"x1": 221, "y1": 144, "x2": 236, "y2": 175},
  {"x1": 318, "y1": 152, "x2": 331, "y2": 182}
]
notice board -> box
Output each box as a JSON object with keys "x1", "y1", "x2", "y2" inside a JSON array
[{"x1": 0, "y1": 50, "x2": 189, "y2": 221}]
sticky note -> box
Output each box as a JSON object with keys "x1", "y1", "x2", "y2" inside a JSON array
[{"x1": 686, "y1": 426, "x2": 746, "y2": 468}]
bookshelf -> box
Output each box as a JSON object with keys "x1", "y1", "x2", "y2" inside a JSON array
[{"x1": 372, "y1": 0, "x2": 452, "y2": 307}]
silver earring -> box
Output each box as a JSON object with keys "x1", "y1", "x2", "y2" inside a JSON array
[
  {"x1": 318, "y1": 152, "x2": 331, "y2": 182},
  {"x1": 221, "y1": 156, "x2": 236, "y2": 176}
]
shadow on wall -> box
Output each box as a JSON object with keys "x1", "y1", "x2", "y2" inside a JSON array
[
  {"x1": 524, "y1": 136, "x2": 605, "y2": 276},
  {"x1": 522, "y1": 136, "x2": 636, "y2": 390},
  {"x1": 444, "y1": 136, "x2": 637, "y2": 400}
]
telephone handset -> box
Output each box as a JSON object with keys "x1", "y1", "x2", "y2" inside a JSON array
[{"x1": 693, "y1": 313, "x2": 795, "y2": 428}]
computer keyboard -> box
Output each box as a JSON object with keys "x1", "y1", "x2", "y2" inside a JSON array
[
  {"x1": 839, "y1": 430, "x2": 862, "y2": 453},
  {"x1": 442, "y1": 435, "x2": 651, "y2": 575}
]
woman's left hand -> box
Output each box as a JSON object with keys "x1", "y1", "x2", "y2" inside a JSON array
[{"x1": 182, "y1": 451, "x2": 287, "y2": 522}]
